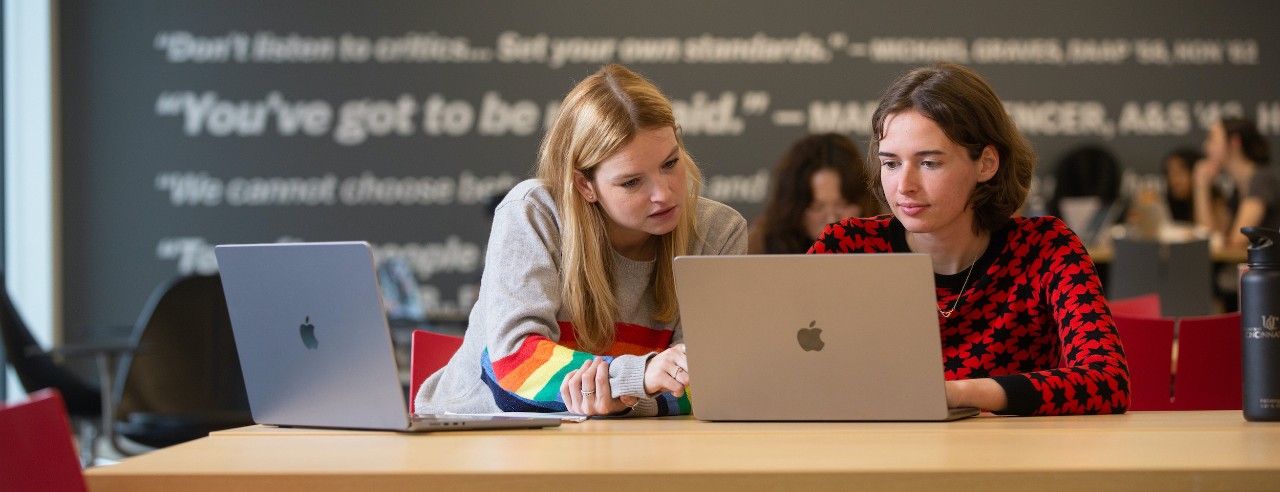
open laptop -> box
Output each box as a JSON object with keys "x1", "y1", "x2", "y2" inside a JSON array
[
  {"x1": 214, "y1": 241, "x2": 560, "y2": 432},
  {"x1": 673, "y1": 254, "x2": 979, "y2": 421}
]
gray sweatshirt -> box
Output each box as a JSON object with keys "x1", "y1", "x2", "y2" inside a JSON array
[{"x1": 414, "y1": 178, "x2": 746, "y2": 416}]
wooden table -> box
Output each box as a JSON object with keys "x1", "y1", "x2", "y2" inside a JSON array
[
  {"x1": 1087, "y1": 242, "x2": 1246, "y2": 265},
  {"x1": 85, "y1": 411, "x2": 1280, "y2": 491},
  {"x1": 1086, "y1": 222, "x2": 1249, "y2": 265}
]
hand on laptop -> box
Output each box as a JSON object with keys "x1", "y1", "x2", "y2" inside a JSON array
[
  {"x1": 944, "y1": 378, "x2": 1007, "y2": 412},
  {"x1": 561, "y1": 357, "x2": 636, "y2": 416},
  {"x1": 644, "y1": 344, "x2": 689, "y2": 398}
]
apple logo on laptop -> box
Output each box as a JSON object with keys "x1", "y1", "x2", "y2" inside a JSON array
[
  {"x1": 299, "y1": 316, "x2": 319, "y2": 350},
  {"x1": 796, "y1": 320, "x2": 824, "y2": 351}
]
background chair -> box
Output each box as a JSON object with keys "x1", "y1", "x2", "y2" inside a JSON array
[
  {"x1": 1108, "y1": 238, "x2": 1213, "y2": 317},
  {"x1": 1113, "y1": 311, "x2": 1243, "y2": 411},
  {"x1": 1173, "y1": 312, "x2": 1242, "y2": 410},
  {"x1": 1111, "y1": 314, "x2": 1175, "y2": 411},
  {"x1": 1163, "y1": 239, "x2": 1214, "y2": 317},
  {"x1": 1107, "y1": 238, "x2": 1161, "y2": 303},
  {"x1": 1109, "y1": 293, "x2": 1162, "y2": 318},
  {"x1": 1, "y1": 270, "x2": 122, "y2": 465},
  {"x1": 409, "y1": 329, "x2": 464, "y2": 411},
  {"x1": 0, "y1": 388, "x2": 89, "y2": 492},
  {"x1": 109, "y1": 274, "x2": 254, "y2": 454}
]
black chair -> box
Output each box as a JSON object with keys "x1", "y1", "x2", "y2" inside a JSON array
[
  {"x1": 1, "y1": 270, "x2": 116, "y2": 465},
  {"x1": 109, "y1": 273, "x2": 254, "y2": 453}
]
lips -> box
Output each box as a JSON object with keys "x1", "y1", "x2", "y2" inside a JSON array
[
  {"x1": 898, "y1": 203, "x2": 928, "y2": 217},
  {"x1": 650, "y1": 205, "x2": 678, "y2": 219}
]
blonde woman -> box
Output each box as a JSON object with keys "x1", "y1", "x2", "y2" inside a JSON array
[{"x1": 414, "y1": 64, "x2": 747, "y2": 417}]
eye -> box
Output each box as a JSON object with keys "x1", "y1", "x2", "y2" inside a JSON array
[
  {"x1": 662, "y1": 157, "x2": 679, "y2": 169},
  {"x1": 880, "y1": 160, "x2": 900, "y2": 170},
  {"x1": 922, "y1": 160, "x2": 942, "y2": 169},
  {"x1": 620, "y1": 178, "x2": 641, "y2": 189}
]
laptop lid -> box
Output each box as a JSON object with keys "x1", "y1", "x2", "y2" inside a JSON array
[
  {"x1": 214, "y1": 241, "x2": 559, "y2": 432},
  {"x1": 674, "y1": 254, "x2": 976, "y2": 421}
]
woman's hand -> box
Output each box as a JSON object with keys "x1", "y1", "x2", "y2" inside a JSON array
[
  {"x1": 1193, "y1": 158, "x2": 1221, "y2": 189},
  {"x1": 1192, "y1": 158, "x2": 1228, "y2": 232},
  {"x1": 944, "y1": 378, "x2": 1007, "y2": 412},
  {"x1": 560, "y1": 357, "x2": 638, "y2": 415},
  {"x1": 643, "y1": 344, "x2": 690, "y2": 397}
]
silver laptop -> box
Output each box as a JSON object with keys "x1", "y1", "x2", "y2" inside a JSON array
[
  {"x1": 674, "y1": 254, "x2": 979, "y2": 421},
  {"x1": 214, "y1": 241, "x2": 560, "y2": 432}
]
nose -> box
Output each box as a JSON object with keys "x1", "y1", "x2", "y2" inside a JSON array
[
  {"x1": 651, "y1": 176, "x2": 674, "y2": 203},
  {"x1": 895, "y1": 165, "x2": 920, "y2": 195}
]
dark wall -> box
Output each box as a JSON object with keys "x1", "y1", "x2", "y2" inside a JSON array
[{"x1": 59, "y1": 0, "x2": 1280, "y2": 336}]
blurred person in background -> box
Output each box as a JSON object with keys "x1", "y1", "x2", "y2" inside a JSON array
[
  {"x1": 1046, "y1": 144, "x2": 1126, "y2": 246},
  {"x1": 1164, "y1": 146, "x2": 1204, "y2": 223},
  {"x1": 749, "y1": 133, "x2": 880, "y2": 254},
  {"x1": 1194, "y1": 117, "x2": 1276, "y2": 249}
]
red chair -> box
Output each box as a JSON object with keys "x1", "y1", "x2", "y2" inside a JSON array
[
  {"x1": 1111, "y1": 314, "x2": 1176, "y2": 411},
  {"x1": 1174, "y1": 312, "x2": 1242, "y2": 410},
  {"x1": 0, "y1": 388, "x2": 88, "y2": 492},
  {"x1": 409, "y1": 330, "x2": 464, "y2": 411},
  {"x1": 1109, "y1": 293, "x2": 1162, "y2": 318}
]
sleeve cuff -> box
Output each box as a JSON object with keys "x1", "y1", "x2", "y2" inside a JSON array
[
  {"x1": 603, "y1": 397, "x2": 659, "y2": 418},
  {"x1": 992, "y1": 374, "x2": 1040, "y2": 416},
  {"x1": 608, "y1": 353, "x2": 653, "y2": 399}
]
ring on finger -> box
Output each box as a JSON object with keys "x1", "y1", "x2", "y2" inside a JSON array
[{"x1": 581, "y1": 390, "x2": 595, "y2": 397}]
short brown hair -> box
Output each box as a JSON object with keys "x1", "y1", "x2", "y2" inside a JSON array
[{"x1": 869, "y1": 62, "x2": 1036, "y2": 233}]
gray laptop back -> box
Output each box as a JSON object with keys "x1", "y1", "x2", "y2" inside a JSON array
[
  {"x1": 215, "y1": 242, "x2": 423, "y2": 431},
  {"x1": 216, "y1": 242, "x2": 560, "y2": 432},
  {"x1": 675, "y1": 254, "x2": 974, "y2": 421}
]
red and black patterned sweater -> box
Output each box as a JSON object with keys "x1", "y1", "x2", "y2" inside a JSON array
[{"x1": 809, "y1": 215, "x2": 1130, "y2": 415}]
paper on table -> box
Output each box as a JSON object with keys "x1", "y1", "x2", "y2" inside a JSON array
[{"x1": 445, "y1": 411, "x2": 589, "y2": 423}]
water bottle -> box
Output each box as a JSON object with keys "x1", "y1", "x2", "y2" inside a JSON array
[{"x1": 1240, "y1": 226, "x2": 1280, "y2": 421}]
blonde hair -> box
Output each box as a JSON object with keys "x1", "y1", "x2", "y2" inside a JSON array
[{"x1": 535, "y1": 64, "x2": 703, "y2": 354}]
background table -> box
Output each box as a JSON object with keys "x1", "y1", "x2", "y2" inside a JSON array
[{"x1": 86, "y1": 411, "x2": 1280, "y2": 492}]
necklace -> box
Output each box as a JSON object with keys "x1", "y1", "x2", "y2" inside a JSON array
[
  {"x1": 907, "y1": 233, "x2": 988, "y2": 319},
  {"x1": 939, "y1": 256, "x2": 979, "y2": 318}
]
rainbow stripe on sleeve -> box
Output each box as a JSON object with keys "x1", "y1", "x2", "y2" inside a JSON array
[{"x1": 479, "y1": 321, "x2": 690, "y2": 413}]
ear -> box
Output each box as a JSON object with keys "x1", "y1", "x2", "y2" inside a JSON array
[
  {"x1": 572, "y1": 170, "x2": 597, "y2": 203},
  {"x1": 976, "y1": 145, "x2": 999, "y2": 183}
]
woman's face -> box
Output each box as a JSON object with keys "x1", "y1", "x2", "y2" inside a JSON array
[
  {"x1": 1203, "y1": 122, "x2": 1230, "y2": 164},
  {"x1": 804, "y1": 168, "x2": 860, "y2": 239},
  {"x1": 1165, "y1": 156, "x2": 1193, "y2": 199},
  {"x1": 876, "y1": 110, "x2": 997, "y2": 238},
  {"x1": 575, "y1": 126, "x2": 687, "y2": 253}
]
